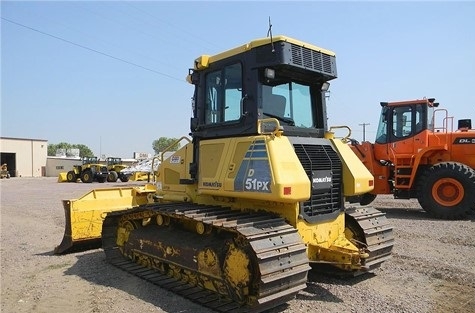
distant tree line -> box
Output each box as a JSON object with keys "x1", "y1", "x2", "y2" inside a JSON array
[{"x1": 47, "y1": 142, "x2": 93, "y2": 158}]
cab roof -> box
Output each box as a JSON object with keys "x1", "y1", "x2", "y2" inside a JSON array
[{"x1": 194, "y1": 35, "x2": 335, "y2": 70}]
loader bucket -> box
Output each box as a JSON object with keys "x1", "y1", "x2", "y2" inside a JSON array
[
  {"x1": 130, "y1": 171, "x2": 152, "y2": 181},
  {"x1": 54, "y1": 184, "x2": 157, "y2": 254},
  {"x1": 57, "y1": 172, "x2": 68, "y2": 183}
]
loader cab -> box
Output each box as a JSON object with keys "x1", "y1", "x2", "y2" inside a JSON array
[
  {"x1": 375, "y1": 99, "x2": 432, "y2": 144},
  {"x1": 373, "y1": 99, "x2": 436, "y2": 160},
  {"x1": 83, "y1": 156, "x2": 99, "y2": 165}
]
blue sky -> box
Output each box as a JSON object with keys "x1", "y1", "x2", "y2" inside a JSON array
[{"x1": 2, "y1": 1, "x2": 474, "y2": 158}]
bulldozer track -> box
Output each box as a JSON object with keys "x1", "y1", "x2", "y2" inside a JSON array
[
  {"x1": 346, "y1": 206, "x2": 394, "y2": 272},
  {"x1": 102, "y1": 203, "x2": 311, "y2": 313}
]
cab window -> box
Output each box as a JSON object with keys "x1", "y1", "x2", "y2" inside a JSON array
[
  {"x1": 262, "y1": 82, "x2": 313, "y2": 128},
  {"x1": 205, "y1": 63, "x2": 242, "y2": 124},
  {"x1": 392, "y1": 106, "x2": 412, "y2": 138},
  {"x1": 375, "y1": 106, "x2": 389, "y2": 144}
]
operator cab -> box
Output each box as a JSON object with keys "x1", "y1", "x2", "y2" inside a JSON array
[
  {"x1": 188, "y1": 36, "x2": 337, "y2": 140},
  {"x1": 374, "y1": 98, "x2": 434, "y2": 144}
]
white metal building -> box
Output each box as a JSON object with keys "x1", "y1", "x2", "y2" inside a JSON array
[
  {"x1": 45, "y1": 156, "x2": 82, "y2": 178},
  {"x1": 0, "y1": 137, "x2": 48, "y2": 177}
]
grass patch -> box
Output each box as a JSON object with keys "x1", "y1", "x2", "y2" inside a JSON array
[{"x1": 44, "y1": 262, "x2": 71, "y2": 271}]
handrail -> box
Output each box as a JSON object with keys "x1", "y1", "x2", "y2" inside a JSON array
[
  {"x1": 150, "y1": 155, "x2": 160, "y2": 183},
  {"x1": 328, "y1": 125, "x2": 352, "y2": 142},
  {"x1": 149, "y1": 136, "x2": 192, "y2": 182},
  {"x1": 432, "y1": 109, "x2": 453, "y2": 147},
  {"x1": 161, "y1": 136, "x2": 191, "y2": 162},
  {"x1": 257, "y1": 118, "x2": 283, "y2": 137},
  {"x1": 432, "y1": 108, "x2": 452, "y2": 133}
]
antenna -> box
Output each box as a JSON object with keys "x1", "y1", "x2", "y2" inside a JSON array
[{"x1": 267, "y1": 16, "x2": 275, "y2": 52}]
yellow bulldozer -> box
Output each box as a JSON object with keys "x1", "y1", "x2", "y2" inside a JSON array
[{"x1": 55, "y1": 35, "x2": 394, "y2": 312}]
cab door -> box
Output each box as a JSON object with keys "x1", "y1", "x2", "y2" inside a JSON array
[{"x1": 388, "y1": 104, "x2": 428, "y2": 156}]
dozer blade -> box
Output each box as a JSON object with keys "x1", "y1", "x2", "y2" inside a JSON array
[{"x1": 54, "y1": 184, "x2": 156, "y2": 254}]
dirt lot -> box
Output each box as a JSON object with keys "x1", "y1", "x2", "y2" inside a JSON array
[{"x1": 1, "y1": 177, "x2": 474, "y2": 313}]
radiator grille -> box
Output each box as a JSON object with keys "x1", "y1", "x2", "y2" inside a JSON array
[
  {"x1": 291, "y1": 45, "x2": 334, "y2": 75},
  {"x1": 293, "y1": 144, "x2": 342, "y2": 218}
]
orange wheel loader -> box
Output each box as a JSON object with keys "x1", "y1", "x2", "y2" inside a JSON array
[{"x1": 348, "y1": 98, "x2": 475, "y2": 219}]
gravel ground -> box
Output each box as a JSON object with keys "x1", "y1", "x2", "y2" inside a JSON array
[{"x1": 1, "y1": 177, "x2": 474, "y2": 313}]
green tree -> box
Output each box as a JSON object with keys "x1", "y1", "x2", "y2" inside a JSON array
[
  {"x1": 47, "y1": 142, "x2": 94, "y2": 158},
  {"x1": 48, "y1": 142, "x2": 70, "y2": 156},
  {"x1": 152, "y1": 137, "x2": 181, "y2": 154},
  {"x1": 73, "y1": 144, "x2": 94, "y2": 158}
]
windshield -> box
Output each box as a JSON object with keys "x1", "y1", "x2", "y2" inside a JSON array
[
  {"x1": 375, "y1": 106, "x2": 388, "y2": 143},
  {"x1": 261, "y1": 82, "x2": 313, "y2": 128}
]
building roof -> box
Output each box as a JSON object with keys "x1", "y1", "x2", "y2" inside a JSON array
[{"x1": 1, "y1": 136, "x2": 48, "y2": 142}]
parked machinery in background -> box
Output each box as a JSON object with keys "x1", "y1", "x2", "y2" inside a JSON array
[
  {"x1": 1, "y1": 163, "x2": 10, "y2": 179},
  {"x1": 66, "y1": 156, "x2": 109, "y2": 183},
  {"x1": 105, "y1": 157, "x2": 130, "y2": 182}
]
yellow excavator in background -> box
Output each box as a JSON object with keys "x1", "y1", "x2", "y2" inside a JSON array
[{"x1": 55, "y1": 35, "x2": 394, "y2": 312}]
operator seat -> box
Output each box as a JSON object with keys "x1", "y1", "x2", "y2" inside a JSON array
[{"x1": 266, "y1": 94, "x2": 286, "y2": 117}]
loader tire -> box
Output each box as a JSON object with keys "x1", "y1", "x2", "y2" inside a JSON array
[
  {"x1": 359, "y1": 193, "x2": 377, "y2": 205},
  {"x1": 119, "y1": 174, "x2": 129, "y2": 182},
  {"x1": 80, "y1": 170, "x2": 94, "y2": 183},
  {"x1": 66, "y1": 171, "x2": 76, "y2": 182},
  {"x1": 107, "y1": 171, "x2": 118, "y2": 182},
  {"x1": 417, "y1": 162, "x2": 475, "y2": 219}
]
